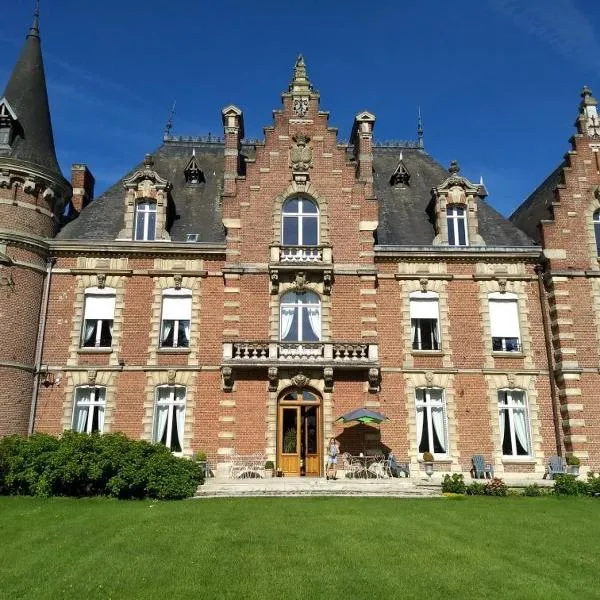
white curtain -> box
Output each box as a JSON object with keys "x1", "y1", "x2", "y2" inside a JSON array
[
  {"x1": 411, "y1": 321, "x2": 417, "y2": 347},
  {"x1": 431, "y1": 407, "x2": 446, "y2": 453},
  {"x1": 307, "y1": 307, "x2": 321, "y2": 340},
  {"x1": 154, "y1": 405, "x2": 168, "y2": 443},
  {"x1": 83, "y1": 321, "x2": 95, "y2": 344},
  {"x1": 161, "y1": 321, "x2": 173, "y2": 345},
  {"x1": 74, "y1": 406, "x2": 88, "y2": 432},
  {"x1": 96, "y1": 406, "x2": 105, "y2": 433},
  {"x1": 513, "y1": 409, "x2": 529, "y2": 454},
  {"x1": 183, "y1": 321, "x2": 191, "y2": 345},
  {"x1": 416, "y1": 407, "x2": 424, "y2": 449},
  {"x1": 280, "y1": 307, "x2": 295, "y2": 340},
  {"x1": 499, "y1": 409, "x2": 506, "y2": 449},
  {"x1": 175, "y1": 405, "x2": 185, "y2": 451}
]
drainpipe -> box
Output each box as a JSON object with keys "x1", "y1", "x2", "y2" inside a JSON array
[
  {"x1": 535, "y1": 262, "x2": 562, "y2": 457},
  {"x1": 28, "y1": 256, "x2": 55, "y2": 435}
]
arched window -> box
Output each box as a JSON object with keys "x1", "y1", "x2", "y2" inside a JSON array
[
  {"x1": 498, "y1": 389, "x2": 531, "y2": 456},
  {"x1": 409, "y1": 291, "x2": 440, "y2": 351},
  {"x1": 72, "y1": 386, "x2": 106, "y2": 433},
  {"x1": 280, "y1": 291, "x2": 321, "y2": 342},
  {"x1": 447, "y1": 205, "x2": 468, "y2": 246},
  {"x1": 594, "y1": 210, "x2": 600, "y2": 256},
  {"x1": 282, "y1": 197, "x2": 319, "y2": 246},
  {"x1": 154, "y1": 385, "x2": 186, "y2": 453},
  {"x1": 415, "y1": 388, "x2": 448, "y2": 457},
  {"x1": 134, "y1": 200, "x2": 157, "y2": 241},
  {"x1": 160, "y1": 288, "x2": 192, "y2": 348},
  {"x1": 81, "y1": 286, "x2": 116, "y2": 348}
]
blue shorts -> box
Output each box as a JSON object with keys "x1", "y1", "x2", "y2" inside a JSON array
[{"x1": 327, "y1": 456, "x2": 337, "y2": 465}]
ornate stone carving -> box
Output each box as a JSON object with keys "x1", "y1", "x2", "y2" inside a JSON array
[
  {"x1": 292, "y1": 271, "x2": 307, "y2": 291},
  {"x1": 290, "y1": 135, "x2": 312, "y2": 171},
  {"x1": 425, "y1": 371, "x2": 435, "y2": 387},
  {"x1": 419, "y1": 278, "x2": 428, "y2": 293},
  {"x1": 270, "y1": 270, "x2": 279, "y2": 295},
  {"x1": 43, "y1": 187, "x2": 55, "y2": 202},
  {"x1": 87, "y1": 370, "x2": 97, "y2": 386},
  {"x1": 167, "y1": 369, "x2": 177, "y2": 385},
  {"x1": 221, "y1": 366, "x2": 233, "y2": 392},
  {"x1": 173, "y1": 273, "x2": 183, "y2": 290},
  {"x1": 497, "y1": 278, "x2": 507, "y2": 294},
  {"x1": 323, "y1": 367, "x2": 334, "y2": 392},
  {"x1": 291, "y1": 372, "x2": 310, "y2": 388},
  {"x1": 368, "y1": 368, "x2": 380, "y2": 393},
  {"x1": 122, "y1": 154, "x2": 170, "y2": 191},
  {"x1": 293, "y1": 96, "x2": 309, "y2": 117},
  {"x1": 323, "y1": 271, "x2": 333, "y2": 295},
  {"x1": 268, "y1": 367, "x2": 279, "y2": 392},
  {"x1": 96, "y1": 273, "x2": 106, "y2": 289},
  {"x1": 594, "y1": 186, "x2": 600, "y2": 201},
  {"x1": 506, "y1": 373, "x2": 516, "y2": 389},
  {"x1": 23, "y1": 179, "x2": 37, "y2": 194},
  {"x1": 0, "y1": 170, "x2": 10, "y2": 188}
]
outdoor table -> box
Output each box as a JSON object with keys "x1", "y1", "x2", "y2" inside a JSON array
[{"x1": 348, "y1": 455, "x2": 385, "y2": 478}]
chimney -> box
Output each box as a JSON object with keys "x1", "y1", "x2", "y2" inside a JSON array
[
  {"x1": 221, "y1": 105, "x2": 244, "y2": 196},
  {"x1": 350, "y1": 111, "x2": 376, "y2": 197},
  {"x1": 70, "y1": 164, "x2": 95, "y2": 213}
]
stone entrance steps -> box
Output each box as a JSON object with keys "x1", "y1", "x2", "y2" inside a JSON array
[{"x1": 194, "y1": 477, "x2": 441, "y2": 499}]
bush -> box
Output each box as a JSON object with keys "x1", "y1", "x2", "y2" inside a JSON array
[
  {"x1": 442, "y1": 473, "x2": 466, "y2": 494},
  {"x1": 422, "y1": 452, "x2": 434, "y2": 462},
  {"x1": 523, "y1": 483, "x2": 544, "y2": 497},
  {"x1": 0, "y1": 432, "x2": 203, "y2": 500},
  {"x1": 587, "y1": 472, "x2": 600, "y2": 497},
  {"x1": 484, "y1": 477, "x2": 508, "y2": 497},
  {"x1": 466, "y1": 482, "x2": 486, "y2": 496},
  {"x1": 566, "y1": 455, "x2": 581, "y2": 466},
  {"x1": 553, "y1": 474, "x2": 588, "y2": 496},
  {"x1": 265, "y1": 460, "x2": 275, "y2": 470}
]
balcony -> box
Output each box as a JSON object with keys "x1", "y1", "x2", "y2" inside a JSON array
[
  {"x1": 223, "y1": 341, "x2": 378, "y2": 365},
  {"x1": 269, "y1": 245, "x2": 332, "y2": 265}
]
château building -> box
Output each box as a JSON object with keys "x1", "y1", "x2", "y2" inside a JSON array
[{"x1": 1, "y1": 12, "x2": 600, "y2": 478}]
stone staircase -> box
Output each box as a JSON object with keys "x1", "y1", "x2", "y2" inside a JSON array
[{"x1": 194, "y1": 476, "x2": 442, "y2": 499}]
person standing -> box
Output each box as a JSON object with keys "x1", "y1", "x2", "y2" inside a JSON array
[{"x1": 326, "y1": 437, "x2": 340, "y2": 480}]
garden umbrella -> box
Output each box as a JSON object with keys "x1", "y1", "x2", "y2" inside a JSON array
[{"x1": 335, "y1": 408, "x2": 389, "y2": 425}]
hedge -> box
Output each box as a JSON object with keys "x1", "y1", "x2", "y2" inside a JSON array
[{"x1": 0, "y1": 431, "x2": 204, "y2": 500}]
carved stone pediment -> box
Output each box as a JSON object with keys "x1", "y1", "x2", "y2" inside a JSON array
[
  {"x1": 123, "y1": 154, "x2": 170, "y2": 191},
  {"x1": 291, "y1": 372, "x2": 310, "y2": 388},
  {"x1": 433, "y1": 161, "x2": 480, "y2": 201},
  {"x1": 290, "y1": 135, "x2": 312, "y2": 171}
]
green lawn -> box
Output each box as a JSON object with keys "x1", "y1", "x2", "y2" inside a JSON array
[{"x1": 1, "y1": 496, "x2": 599, "y2": 600}]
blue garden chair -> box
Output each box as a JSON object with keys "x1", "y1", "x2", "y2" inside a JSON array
[{"x1": 471, "y1": 455, "x2": 494, "y2": 479}]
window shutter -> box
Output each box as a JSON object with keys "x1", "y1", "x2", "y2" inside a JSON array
[
  {"x1": 162, "y1": 295, "x2": 192, "y2": 320},
  {"x1": 410, "y1": 299, "x2": 439, "y2": 320},
  {"x1": 84, "y1": 295, "x2": 116, "y2": 320},
  {"x1": 489, "y1": 300, "x2": 520, "y2": 338}
]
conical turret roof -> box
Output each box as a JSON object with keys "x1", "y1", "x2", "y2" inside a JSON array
[{"x1": 1, "y1": 8, "x2": 61, "y2": 175}]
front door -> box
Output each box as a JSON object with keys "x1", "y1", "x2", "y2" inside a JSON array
[{"x1": 277, "y1": 390, "x2": 321, "y2": 476}]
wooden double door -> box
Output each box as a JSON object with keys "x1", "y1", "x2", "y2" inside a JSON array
[{"x1": 277, "y1": 390, "x2": 322, "y2": 476}]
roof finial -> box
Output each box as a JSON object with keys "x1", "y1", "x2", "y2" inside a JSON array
[
  {"x1": 164, "y1": 101, "x2": 176, "y2": 140},
  {"x1": 289, "y1": 54, "x2": 312, "y2": 94},
  {"x1": 417, "y1": 107, "x2": 424, "y2": 149},
  {"x1": 448, "y1": 160, "x2": 460, "y2": 174},
  {"x1": 28, "y1": 0, "x2": 40, "y2": 38}
]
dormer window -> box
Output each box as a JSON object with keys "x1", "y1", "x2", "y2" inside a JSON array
[
  {"x1": 447, "y1": 205, "x2": 468, "y2": 246},
  {"x1": 134, "y1": 200, "x2": 157, "y2": 241},
  {"x1": 0, "y1": 98, "x2": 17, "y2": 151},
  {"x1": 184, "y1": 151, "x2": 205, "y2": 184},
  {"x1": 390, "y1": 153, "x2": 410, "y2": 186}
]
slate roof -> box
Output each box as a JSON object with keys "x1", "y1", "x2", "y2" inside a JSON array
[
  {"x1": 0, "y1": 14, "x2": 62, "y2": 176},
  {"x1": 373, "y1": 147, "x2": 535, "y2": 247},
  {"x1": 509, "y1": 163, "x2": 564, "y2": 244},
  {"x1": 58, "y1": 140, "x2": 230, "y2": 243}
]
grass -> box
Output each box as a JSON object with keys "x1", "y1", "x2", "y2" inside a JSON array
[{"x1": 1, "y1": 496, "x2": 599, "y2": 599}]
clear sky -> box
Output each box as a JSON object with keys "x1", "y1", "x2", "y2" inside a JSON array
[{"x1": 2, "y1": 0, "x2": 600, "y2": 216}]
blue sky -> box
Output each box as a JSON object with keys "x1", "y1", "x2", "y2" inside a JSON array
[{"x1": 2, "y1": 0, "x2": 600, "y2": 216}]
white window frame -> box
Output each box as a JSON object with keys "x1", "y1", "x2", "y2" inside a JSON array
[
  {"x1": 281, "y1": 197, "x2": 319, "y2": 246},
  {"x1": 498, "y1": 389, "x2": 532, "y2": 457},
  {"x1": 489, "y1": 292, "x2": 521, "y2": 352},
  {"x1": 447, "y1": 204, "x2": 468, "y2": 246},
  {"x1": 279, "y1": 290, "x2": 321, "y2": 342},
  {"x1": 160, "y1": 288, "x2": 192, "y2": 349},
  {"x1": 415, "y1": 387, "x2": 449, "y2": 458},
  {"x1": 81, "y1": 286, "x2": 116, "y2": 348},
  {"x1": 72, "y1": 386, "x2": 106, "y2": 434},
  {"x1": 134, "y1": 200, "x2": 157, "y2": 241},
  {"x1": 153, "y1": 385, "x2": 187, "y2": 454},
  {"x1": 409, "y1": 291, "x2": 441, "y2": 351},
  {"x1": 594, "y1": 210, "x2": 600, "y2": 256}
]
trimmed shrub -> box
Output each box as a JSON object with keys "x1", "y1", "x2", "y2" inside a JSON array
[
  {"x1": 466, "y1": 482, "x2": 486, "y2": 496},
  {"x1": 442, "y1": 473, "x2": 466, "y2": 494},
  {"x1": 0, "y1": 432, "x2": 203, "y2": 500},
  {"x1": 422, "y1": 452, "x2": 434, "y2": 463},
  {"x1": 265, "y1": 460, "x2": 275, "y2": 470},
  {"x1": 484, "y1": 477, "x2": 508, "y2": 497},
  {"x1": 553, "y1": 474, "x2": 588, "y2": 496},
  {"x1": 587, "y1": 472, "x2": 600, "y2": 497},
  {"x1": 566, "y1": 455, "x2": 580, "y2": 466},
  {"x1": 523, "y1": 483, "x2": 544, "y2": 497}
]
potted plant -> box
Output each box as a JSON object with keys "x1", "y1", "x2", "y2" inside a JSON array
[
  {"x1": 422, "y1": 451, "x2": 434, "y2": 480},
  {"x1": 566, "y1": 455, "x2": 581, "y2": 476},
  {"x1": 264, "y1": 460, "x2": 275, "y2": 478}
]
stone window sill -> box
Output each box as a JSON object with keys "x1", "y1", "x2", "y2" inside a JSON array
[
  {"x1": 157, "y1": 348, "x2": 191, "y2": 354},
  {"x1": 492, "y1": 352, "x2": 525, "y2": 358},
  {"x1": 78, "y1": 348, "x2": 113, "y2": 354},
  {"x1": 501, "y1": 458, "x2": 536, "y2": 465},
  {"x1": 411, "y1": 351, "x2": 444, "y2": 356}
]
